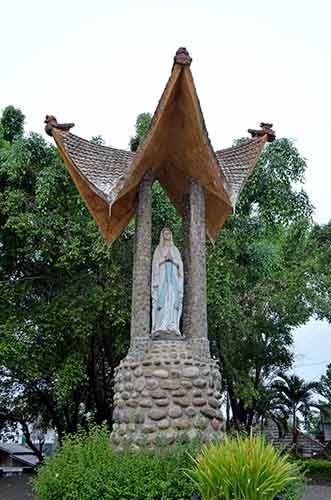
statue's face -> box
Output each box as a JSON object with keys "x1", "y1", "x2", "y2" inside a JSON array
[{"x1": 163, "y1": 229, "x2": 172, "y2": 241}]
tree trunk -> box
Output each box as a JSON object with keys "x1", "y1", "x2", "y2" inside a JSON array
[{"x1": 20, "y1": 420, "x2": 44, "y2": 463}]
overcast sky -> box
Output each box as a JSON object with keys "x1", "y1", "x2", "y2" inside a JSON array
[{"x1": 1, "y1": 0, "x2": 330, "y2": 380}]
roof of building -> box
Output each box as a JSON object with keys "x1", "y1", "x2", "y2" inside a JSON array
[
  {"x1": 0, "y1": 443, "x2": 33, "y2": 455},
  {"x1": 47, "y1": 48, "x2": 274, "y2": 244},
  {"x1": 0, "y1": 443, "x2": 39, "y2": 467}
]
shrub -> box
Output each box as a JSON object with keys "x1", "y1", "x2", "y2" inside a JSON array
[
  {"x1": 33, "y1": 425, "x2": 199, "y2": 500},
  {"x1": 296, "y1": 458, "x2": 331, "y2": 478},
  {"x1": 186, "y1": 433, "x2": 302, "y2": 500}
]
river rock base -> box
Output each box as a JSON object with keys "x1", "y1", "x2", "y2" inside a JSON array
[{"x1": 111, "y1": 339, "x2": 224, "y2": 448}]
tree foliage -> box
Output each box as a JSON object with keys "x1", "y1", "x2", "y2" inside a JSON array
[
  {"x1": 0, "y1": 119, "x2": 132, "y2": 444},
  {"x1": 207, "y1": 138, "x2": 323, "y2": 428},
  {"x1": 0, "y1": 105, "x2": 25, "y2": 143},
  {"x1": 129, "y1": 112, "x2": 152, "y2": 152},
  {"x1": 0, "y1": 106, "x2": 329, "y2": 450},
  {"x1": 271, "y1": 374, "x2": 318, "y2": 444}
]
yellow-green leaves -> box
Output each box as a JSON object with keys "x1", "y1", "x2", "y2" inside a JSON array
[{"x1": 186, "y1": 433, "x2": 301, "y2": 500}]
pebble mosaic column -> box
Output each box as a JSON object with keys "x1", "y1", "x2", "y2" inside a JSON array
[
  {"x1": 130, "y1": 171, "x2": 152, "y2": 345},
  {"x1": 183, "y1": 177, "x2": 208, "y2": 340}
]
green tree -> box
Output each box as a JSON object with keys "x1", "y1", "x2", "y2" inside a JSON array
[
  {"x1": 129, "y1": 112, "x2": 152, "y2": 152},
  {"x1": 319, "y1": 363, "x2": 331, "y2": 404},
  {"x1": 0, "y1": 105, "x2": 25, "y2": 142},
  {"x1": 207, "y1": 138, "x2": 319, "y2": 429},
  {"x1": 0, "y1": 116, "x2": 132, "y2": 444},
  {"x1": 272, "y1": 373, "x2": 318, "y2": 445}
]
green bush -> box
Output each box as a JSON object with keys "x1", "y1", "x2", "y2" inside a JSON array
[
  {"x1": 186, "y1": 434, "x2": 303, "y2": 500},
  {"x1": 34, "y1": 427, "x2": 304, "y2": 500},
  {"x1": 296, "y1": 458, "x2": 331, "y2": 478},
  {"x1": 33, "y1": 425, "x2": 199, "y2": 500}
]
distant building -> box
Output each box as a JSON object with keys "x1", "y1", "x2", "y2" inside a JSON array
[
  {"x1": 0, "y1": 443, "x2": 39, "y2": 476},
  {"x1": 320, "y1": 406, "x2": 331, "y2": 443},
  {"x1": 263, "y1": 418, "x2": 325, "y2": 458}
]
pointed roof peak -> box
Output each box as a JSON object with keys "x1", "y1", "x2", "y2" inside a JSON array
[{"x1": 174, "y1": 47, "x2": 192, "y2": 66}]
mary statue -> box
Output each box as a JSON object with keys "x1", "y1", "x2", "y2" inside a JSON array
[{"x1": 151, "y1": 227, "x2": 184, "y2": 337}]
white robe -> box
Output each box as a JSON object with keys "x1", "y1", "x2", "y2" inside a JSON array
[{"x1": 151, "y1": 242, "x2": 183, "y2": 336}]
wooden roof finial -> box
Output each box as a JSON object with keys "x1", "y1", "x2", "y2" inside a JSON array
[
  {"x1": 44, "y1": 115, "x2": 75, "y2": 137},
  {"x1": 248, "y1": 122, "x2": 276, "y2": 142},
  {"x1": 174, "y1": 47, "x2": 192, "y2": 66}
]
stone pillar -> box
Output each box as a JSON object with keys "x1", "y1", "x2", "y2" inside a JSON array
[
  {"x1": 183, "y1": 177, "x2": 208, "y2": 340},
  {"x1": 182, "y1": 193, "x2": 191, "y2": 336},
  {"x1": 130, "y1": 171, "x2": 152, "y2": 349}
]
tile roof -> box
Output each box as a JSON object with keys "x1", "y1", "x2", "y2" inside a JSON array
[
  {"x1": 57, "y1": 131, "x2": 134, "y2": 204},
  {"x1": 48, "y1": 49, "x2": 270, "y2": 243},
  {"x1": 215, "y1": 136, "x2": 266, "y2": 206}
]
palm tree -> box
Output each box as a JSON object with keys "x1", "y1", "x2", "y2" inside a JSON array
[{"x1": 271, "y1": 374, "x2": 318, "y2": 446}]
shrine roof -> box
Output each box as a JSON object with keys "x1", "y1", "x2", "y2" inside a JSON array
[
  {"x1": 215, "y1": 136, "x2": 267, "y2": 207},
  {"x1": 46, "y1": 48, "x2": 274, "y2": 244}
]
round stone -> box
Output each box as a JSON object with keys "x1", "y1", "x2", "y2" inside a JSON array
[
  {"x1": 149, "y1": 409, "x2": 168, "y2": 421},
  {"x1": 174, "y1": 418, "x2": 190, "y2": 429},
  {"x1": 173, "y1": 389, "x2": 186, "y2": 397},
  {"x1": 201, "y1": 368, "x2": 210, "y2": 376},
  {"x1": 141, "y1": 390, "x2": 149, "y2": 397},
  {"x1": 121, "y1": 392, "x2": 130, "y2": 400},
  {"x1": 113, "y1": 411, "x2": 122, "y2": 424},
  {"x1": 144, "y1": 369, "x2": 153, "y2": 378},
  {"x1": 155, "y1": 399, "x2": 169, "y2": 407},
  {"x1": 169, "y1": 406, "x2": 183, "y2": 419},
  {"x1": 201, "y1": 407, "x2": 217, "y2": 419},
  {"x1": 193, "y1": 390, "x2": 202, "y2": 398},
  {"x1": 192, "y1": 398, "x2": 206, "y2": 407},
  {"x1": 165, "y1": 431, "x2": 176, "y2": 444},
  {"x1": 185, "y1": 407, "x2": 196, "y2": 418},
  {"x1": 134, "y1": 367, "x2": 143, "y2": 377},
  {"x1": 127, "y1": 399, "x2": 139, "y2": 408},
  {"x1": 146, "y1": 379, "x2": 159, "y2": 390},
  {"x1": 211, "y1": 418, "x2": 221, "y2": 431},
  {"x1": 194, "y1": 418, "x2": 208, "y2": 430},
  {"x1": 158, "y1": 419, "x2": 170, "y2": 430},
  {"x1": 123, "y1": 372, "x2": 132, "y2": 382},
  {"x1": 193, "y1": 379, "x2": 207, "y2": 388},
  {"x1": 208, "y1": 397, "x2": 220, "y2": 409},
  {"x1": 128, "y1": 423, "x2": 136, "y2": 432},
  {"x1": 183, "y1": 367, "x2": 199, "y2": 378},
  {"x1": 134, "y1": 412, "x2": 145, "y2": 424},
  {"x1": 122, "y1": 412, "x2": 130, "y2": 423},
  {"x1": 142, "y1": 360, "x2": 152, "y2": 366},
  {"x1": 176, "y1": 398, "x2": 190, "y2": 408},
  {"x1": 151, "y1": 391, "x2": 167, "y2": 399},
  {"x1": 142, "y1": 424, "x2": 157, "y2": 434},
  {"x1": 135, "y1": 377, "x2": 145, "y2": 392},
  {"x1": 140, "y1": 399, "x2": 153, "y2": 408},
  {"x1": 153, "y1": 369, "x2": 169, "y2": 379},
  {"x1": 129, "y1": 362, "x2": 139, "y2": 369},
  {"x1": 181, "y1": 381, "x2": 193, "y2": 389},
  {"x1": 160, "y1": 380, "x2": 180, "y2": 391},
  {"x1": 170, "y1": 369, "x2": 181, "y2": 378},
  {"x1": 118, "y1": 423, "x2": 127, "y2": 435}
]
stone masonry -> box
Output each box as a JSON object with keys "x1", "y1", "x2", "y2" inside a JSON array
[
  {"x1": 182, "y1": 177, "x2": 208, "y2": 340},
  {"x1": 130, "y1": 171, "x2": 152, "y2": 349},
  {"x1": 111, "y1": 175, "x2": 223, "y2": 447},
  {"x1": 111, "y1": 340, "x2": 223, "y2": 447}
]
